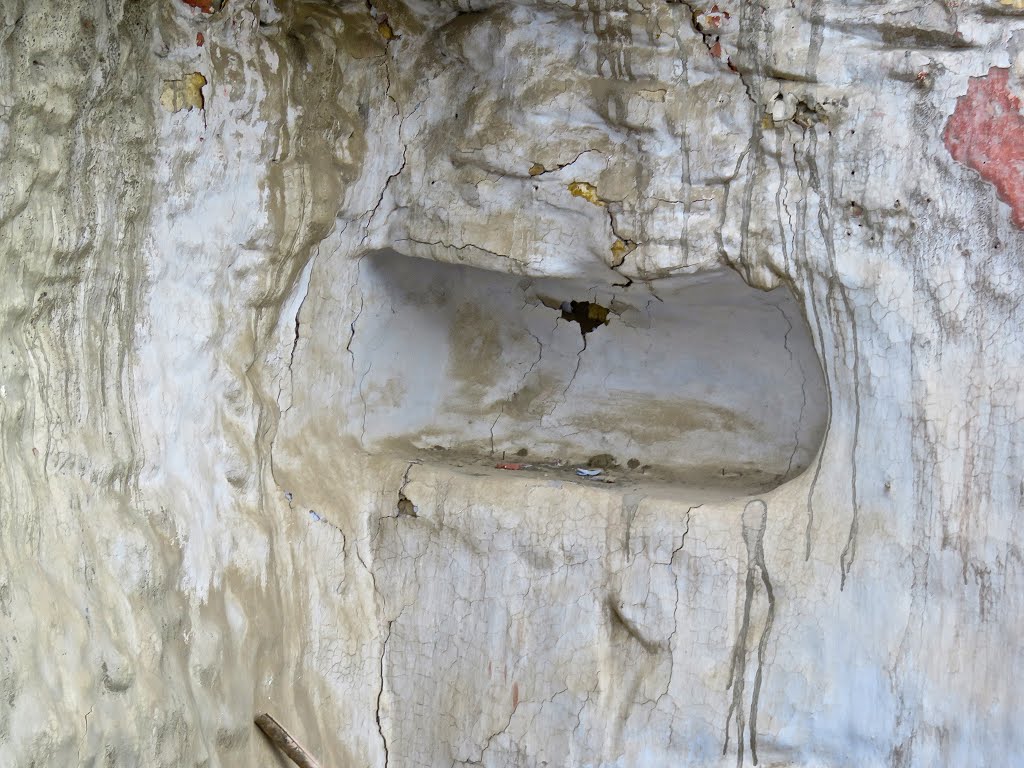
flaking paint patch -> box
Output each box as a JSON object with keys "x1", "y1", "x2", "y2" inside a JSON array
[
  {"x1": 180, "y1": 0, "x2": 220, "y2": 12},
  {"x1": 160, "y1": 73, "x2": 207, "y2": 113},
  {"x1": 943, "y1": 67, "x2": 1024, "y2": 229},
  {"x1": 567, "y1": 181, "x2": 604, "y2": 206}
]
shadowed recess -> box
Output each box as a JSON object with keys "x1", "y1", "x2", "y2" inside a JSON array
[{"x1": 343, "y1": 249, "x2": 828, "y2": 494}]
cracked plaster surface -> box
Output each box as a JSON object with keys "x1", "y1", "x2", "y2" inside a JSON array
[{"x1": 2, "y1": 0, "x2": 1024, "y2": 766}]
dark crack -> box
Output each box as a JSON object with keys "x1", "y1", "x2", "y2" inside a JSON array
[
  {"x1": 396, "y1": 460, "x2": 418, "y2": 517},
  {"x1": 364, "y1": 143, "x2": 408, "y2": 241},
  {"x1": 77, "y1": 706, "x2": 93, "y2": 763},
  {"x1": 788, "y1": 138, "x2": 835, "y2": 563},
  {"x1": 394, "y1": 236, "x2": 515, "y2": 265},
  {"x1": 347, "y1": 296, "x2": 364, "y2": 364},
  {"x1": 528, "y1": 148, "x2": 601, "y2": 176},
  {"x1": 658, "y1": 504, "x2": 700, "y2": 707},
  {"x1": 562, "y1": 335, "x2": 586, "y2": 399},
  {"x1": 278, "y1": 245, "x2": 321, "y2": 417},
  {"x1": 802, "y1": 131, "x2": 863, "y2": 591},
  {"x1": 376, "y1": 619, "x2": 393, "y2": 768},
  {"x1": 605, "y1": 204, "x2": 638, "y2": 280},
  {"x1": 775, "y1": 302, "x2": 808, "y2": 481},
  {"x1": 346, "y1": 259, "x2": 364, "y2": 371},
  {"x1": 469, "y1": 695, "x2": 517, "y2": 765},
  {"x1": 358, "y1": 361, "x2": 373, "y2": 446},
  {"x1": 490, "y1": 331, "x2": 543, "y2": 454},
  {"x1": 362, "y1": 42, "x2": 407, "y2": 243},
  {"x1": 289, "y1": 314, "x2": 300, "y2": 369}
]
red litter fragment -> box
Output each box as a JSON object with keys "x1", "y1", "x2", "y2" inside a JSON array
[{"x1": 495, "y1": 462, "x2": 529, "y2": 470}]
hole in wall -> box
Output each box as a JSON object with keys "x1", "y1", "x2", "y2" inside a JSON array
[
  {"x1": 396, "y1": 493, "x2": 416, "y2": 517},
  {"x1": 343, "y1": 249, "x2": 828, "y2": 495},
  {"x1": 559, "y1": 299, "x2": 610, "y2": 336}
]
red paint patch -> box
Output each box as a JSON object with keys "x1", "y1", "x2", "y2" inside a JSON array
[
  {"x1": 196, "y1": 32, "x2": 205, "y2": 46},
  {"x1": 181, "y1": 0, "x2": 216, "y2": 13},
  {"x1": 944, "y1": 67, "x2": 1024, "y2": 229},
  {"x1": 512, "y1": 682, "x2": 519, "y2": 710},
  {"x1": 709, "y1": 41, "x2": 722, "y2": 58}
]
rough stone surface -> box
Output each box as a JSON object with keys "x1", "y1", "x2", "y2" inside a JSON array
[{"x1": 2, "y1": 1, "x2": 1024, "y2": 766}]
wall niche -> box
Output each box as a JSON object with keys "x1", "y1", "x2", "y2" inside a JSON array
[{"x1": 343, "y1": 250, "x2": 828, "y2": 494}]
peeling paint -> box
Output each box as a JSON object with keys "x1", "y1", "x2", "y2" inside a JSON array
[
  {"x1": 159, "y1": 72, "x2": 207, "y2": 113},
  {"x1": 944, "y1": 67, "x2": 1024, "y2": 229},
  {"x1": 567, "y1": 180, "x2": 604, "y2": 206}
]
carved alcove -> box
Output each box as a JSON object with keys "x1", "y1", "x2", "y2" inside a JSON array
[{"x1": 343, "y1": 250, "x2": 828, "y2": 495}]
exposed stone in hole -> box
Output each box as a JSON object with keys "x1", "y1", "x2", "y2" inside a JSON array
[
  {"x1": 396, "y1": 493, "x2": 416, "y2": 517},
  {"x1": 560, "y1": 299, "x2": 610, "y2": 336},
  {"x1": 334, "y1": 249, "x2": 828, "y2": 495}
]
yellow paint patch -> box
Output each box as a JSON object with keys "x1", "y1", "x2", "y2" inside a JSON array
[
  {"x1": 611, "y1": 238, "x2": 636, "y2": 267},
  {"x1": 378, "y1": 20, "x2": 395, "y2": 40},
  {"x1": 529, "y1": 163, "x2": 546, "y2": 176},
  {"x1": 586, "y1": 303, "x2": 609, "y2": 325},
  {"x1": 568, "y1": 181, "x2": 604, "y2": 206},
  {"x1": 160, "y1": 73, "x2": 207, "y2": 113}
]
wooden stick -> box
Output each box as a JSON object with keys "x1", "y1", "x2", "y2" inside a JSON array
[{"x1": 254, "y1": 712, "x2": 324, "y2": 768}]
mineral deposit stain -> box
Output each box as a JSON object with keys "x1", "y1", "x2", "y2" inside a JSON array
[{"x1": 723, "y1": 499, "x2": 775, "y2": 768}]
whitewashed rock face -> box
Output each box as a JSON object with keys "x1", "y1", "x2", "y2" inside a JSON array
[{"x1": 2, "y1": 1, "x2": 1024, "y2": 766}]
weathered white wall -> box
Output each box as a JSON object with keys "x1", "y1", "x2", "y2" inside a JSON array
[{"x1": 2, "y1": 0, "x2": 1024, "y2": 766}]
